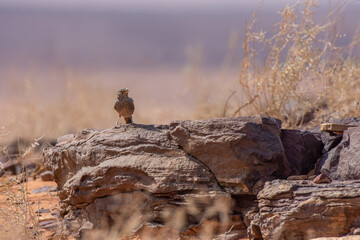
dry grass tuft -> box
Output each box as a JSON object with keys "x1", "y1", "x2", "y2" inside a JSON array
[
  {"x1": 0, "y1": 175, "x2": 40, "y2": 240},
  {"x1": 224, "y1": 0, "x2": 360, "y2": 128},
  {"x1": 0, "y1": 130, "x2": 41, "y2": 240},
  {"x1": 80, "y1": 193, "x2": 236, "y2": 240}
]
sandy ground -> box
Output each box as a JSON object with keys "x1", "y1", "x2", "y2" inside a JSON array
[{"x1": 0, "y1": 176, "x2": 63, "y2": 239}]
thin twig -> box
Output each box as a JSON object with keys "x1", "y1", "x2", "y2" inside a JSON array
[
  {"x1": 233, "y1": 95, "x2": 259, "y2": 116},
  {"x1": 221, "y1": 91, "x2": 237, "y2": 117}
]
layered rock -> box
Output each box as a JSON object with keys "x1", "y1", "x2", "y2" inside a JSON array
[
  {"x1": 44, "y1": 124, "x2": 229, "y2": 238},
  {"x1": 248, "y1": 179, "x2": 360, "y2": 240},
  {"x1": 42, "y1": 115, "x2": 326, "y2": 239},
  {"x1": 43, "y1": 116, "x2": 294, "y2": 237}
]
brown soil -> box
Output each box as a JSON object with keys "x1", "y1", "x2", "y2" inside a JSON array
[{"x1": 0, "y1": 176, "x2": 68, "y2": 239}]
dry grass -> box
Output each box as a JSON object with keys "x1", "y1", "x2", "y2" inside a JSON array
[
  {"x1": 0, "y1": 175, "x2": 40, "y2": 240},
  {"x1": 0, "y1": 130, "x2": 42, "y2": 239},
  {"x1": 0, "y1": 76, "x2": 118, "y2": 141},
  {"x1": 224, "y1": 0, "x2": 360, "y2": 128},
  {"x1": 80, "y1": 192, "x2": 236, "y2": 240},
  {"x1": 0, "y1": 67, "x2": 238, "y2": 143}
]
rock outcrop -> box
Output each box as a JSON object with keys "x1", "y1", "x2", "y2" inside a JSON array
[
  {"x1": 248, "y1": 179, "x2": 360, "y2": 240},
  {"x1": 44, "y1": 116, "x2": 297, "y2": 238},
  {"x1": 44, "y1": 124, "x2": 229, "y2": 238},
  {"x1": 43, "y1": 115, "x2": 348, "y2": 239}
]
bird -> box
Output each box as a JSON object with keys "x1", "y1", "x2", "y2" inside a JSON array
[{"x1": 114, "y1": 88, "x2": 135, "y2": 124}]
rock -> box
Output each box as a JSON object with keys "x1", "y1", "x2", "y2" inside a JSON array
[
  {"x1": 320, "y1": 123, "x2": 357, "y2": 133},
  {"x1": 311, "y1": 118, "x2": 360, "y2": 174},
  {"x1": 49, "y1": 126, "x2": 225, "y2": 206},
  {"x1": 40, "y1": 171, "x2": 54, "y2": 181},
  {"x1": 42, "y1": 221, "x2": 61, "y2": 231},
  {"x1": 315, "y1": 131, "x2": 343, "y2": 174},
  {"x1": 313, "y1": 173, "x2": 332, "y2": 184},
  {"x1": 2, "y1": 160, "x2": 25, "y2": 175},
  {"x1": 1, "y1": 159, "x2": 40, "y2": 176},
  {"x1": 248, "y1": 180, "x2": 360, "y2": 240},
  {"x1": 43, "y1": 116, "x2": 292, "y2": 238},
  {"x1": 169, "y1": 116, "x2": 291, "y2": 195},
  {"x1": 281, "y1": 129, "x2": 323, "y2": 175},
  {"x1": 44, "y1": 125, "x2": 220, "y2": 196},
  {"x1": 0, "y1": 138, "x2": 29, "y2": 163},
  {"x1": 31, "y1": 186, "x2": 57, "y2": 194},
  {"x1": 47, "y1": 115, "x2": 360, "y2": 239},
  {"x1": 51, "y1": 211, "x2": 60, "y2": 217},
  {"x1": 311, "y1": 117, "x2": 360, "y2": 133},
  {"x1": 44, "y1": 123, "x2": 230, "y2": 238},
  {"x1": 0, "y1": 138, "x2": 57, "y2": 164},
  {"x1": 216, "y1": 231, "x2": 246, "y2": 240},
  {"x1": 39, "y1": 219, "x2": 60, "y2": 231},
  {"x1": 38, "y1": 216, "x2": 57, "y2": 222},
  {"x1": 35, "y1": 208, "x2": 51, "y2": 214},
  {"x1": 320, "y1": 132, "x2": 343, "y2": 153},
  {"x1": 321, "y1": 126, "x2": 360, "y2": 180},
  {"x1": 78, "y1": 221, "x2": 94, "y2": 238},
  {"x1": 354, "y1": 228, "x2": 360, "y2": 235},
  {"x1": 308, "y1": 175, "x2": 317, "y2": 180}
]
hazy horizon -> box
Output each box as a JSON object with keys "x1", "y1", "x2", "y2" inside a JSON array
[{"x1": 0, "y1": 1, "x2": 359, "y2": 73}]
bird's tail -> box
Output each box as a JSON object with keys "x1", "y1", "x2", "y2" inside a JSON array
[{"x1": 124, "y1": 116, "x2": 133, "y2": 124}]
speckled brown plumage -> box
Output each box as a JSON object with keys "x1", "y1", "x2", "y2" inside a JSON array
[{"x1": 114, "y1": 88, "x2": 135, "y2": 124}]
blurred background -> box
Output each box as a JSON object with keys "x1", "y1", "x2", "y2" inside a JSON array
[{"x1": 0, "y1": 0, "x2": 359, "y2": 140}]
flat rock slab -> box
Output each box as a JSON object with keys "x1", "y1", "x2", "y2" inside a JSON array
[
  {"x1": 39, "y1": 219, "x2": 60, "y2": 230},
  {"x1": 313, "y1": 173, "x2": 332, "y2": 184},
  {"x1": 320, "y1": 123, "x2": 357, "y2": 132},
  {"x1": 35, "y1": 208, "x2": 51, "y2": 214},
  {"x1": 31, "y1": 186, "x2": 57, "y2": 194},
  {"x1": 249, "y1": 179, "x2": 360, "y2": 240}
]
